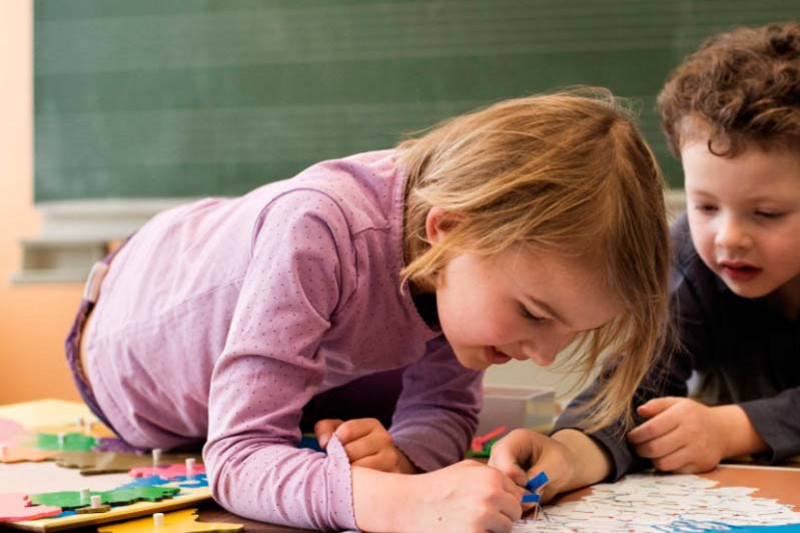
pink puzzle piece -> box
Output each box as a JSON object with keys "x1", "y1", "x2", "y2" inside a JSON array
[
  {"x1": 0, "y1": 446, "x2": 57, "y2": 464},
  {"x1": 129, "y1": 463, "x2": 206, "y2": 480},
  {"x1": 0, "y1": 419, "x2": 27, "y2": 445},
  {"x1": 0, "y1": 493, "x2": 62, "y2": 521}
]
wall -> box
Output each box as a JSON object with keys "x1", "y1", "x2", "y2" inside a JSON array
[
  {"x1": 0, "y1": 1, "x2": 82, "y2": 404},
  {"x1": 0, "y1": 1, "x2": 686, "y2": 407},
  {"x1": 0, "y1": 0, "x2": 568, "y2": 407}
]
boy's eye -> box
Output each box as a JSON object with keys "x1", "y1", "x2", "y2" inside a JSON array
[
  {"x1": 755, "y1": 210, "x2": 784, "y2": 219},
  {"x1": 519, "y1": 304, "x2": 545, "y2": 322}
]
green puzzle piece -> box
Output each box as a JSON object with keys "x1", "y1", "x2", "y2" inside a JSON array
[
  {"x1": 105, "y1": 486, "x2": 179, "y2": 505},
  {"x1": 36, "y1": 432, "x2": 96, "y2": 452},
  {"x1": 29, "y1": 491, "x2": 105, "y2": 510},
  {"x1": 31, "y1": 486, "x2": 180, "y2": 510}
]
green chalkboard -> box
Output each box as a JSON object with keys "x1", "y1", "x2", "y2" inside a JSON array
[{"x1": 34, "y1": 0, "x2": 799, "y2": 201}]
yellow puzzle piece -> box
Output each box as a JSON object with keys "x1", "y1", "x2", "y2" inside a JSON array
[{"x1": 97, "y1": 508, "x2": 242, "y2": 533}]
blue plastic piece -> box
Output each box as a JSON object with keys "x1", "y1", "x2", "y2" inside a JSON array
[
  {"x1": 521, "y1": 493, "x2": 541, "y2": 504},
  {"x1": 525, "y1": 471, "x2": 549, "y2": 492}
]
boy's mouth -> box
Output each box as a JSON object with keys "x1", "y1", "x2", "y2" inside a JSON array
[{"x1": 719, "y1": 261, "x2": 762, "y2": 281}]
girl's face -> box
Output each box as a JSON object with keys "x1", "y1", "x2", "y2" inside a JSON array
[
  {"x1": 682, "y1": 140, "x2": 800, "y2": 312},
  {"x1": 426, "y1": 209, "x2": 625, "y2": 371}
]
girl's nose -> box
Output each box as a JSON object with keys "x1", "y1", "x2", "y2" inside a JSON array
[
  {"x1": 520, "y1": 340, "x2": 557, "y2": 367},
  {"x1": 521, "y1": 329, "x2": 576, "y2": 366}
]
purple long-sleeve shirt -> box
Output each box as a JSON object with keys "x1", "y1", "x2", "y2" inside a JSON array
[{"x1": 82, "y1": 150, "x2": 483, "y2": 530}]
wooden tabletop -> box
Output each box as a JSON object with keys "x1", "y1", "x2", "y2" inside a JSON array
[{"x1": 1, "y1": 463, "x2": 797, "y2": 533}]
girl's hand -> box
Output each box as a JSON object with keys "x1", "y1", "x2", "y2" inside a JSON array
[
  {"x1": 489, "y1": 428, "x2": 611, "y2": 502},
  {"x1": 353, "y1": 460, "x2": 524, "y2": 533},
  {"x1": 627, "y1": 397, "x2": 766, "y2": 474},
  {"x1": 488, "y1": 429, "x2": 575, "y2": 503},
  {"x1": 314, "y1": 417, "x2": 416, "y2": 473}
]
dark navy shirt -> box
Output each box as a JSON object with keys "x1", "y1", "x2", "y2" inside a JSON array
[{"x1": 555, "y1": 214, "x2": 800, "y2": 478}]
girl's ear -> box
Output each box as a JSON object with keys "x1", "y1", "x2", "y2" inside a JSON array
[{"x1": 425, "y1": 207, "x2": 459, "y2": 244}]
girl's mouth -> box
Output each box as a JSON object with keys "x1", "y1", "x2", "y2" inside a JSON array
[{"x1": 484, "y1": 346, "x2": 512, "y2": 365}]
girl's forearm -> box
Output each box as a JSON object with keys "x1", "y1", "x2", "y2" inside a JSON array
[{"x1": 351, "y1": 467, "x2": 410, "y2": 533}]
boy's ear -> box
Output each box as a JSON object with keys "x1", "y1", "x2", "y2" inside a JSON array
[{"x1": 425, "y1": 207, "x2": 460, "y2": 244}]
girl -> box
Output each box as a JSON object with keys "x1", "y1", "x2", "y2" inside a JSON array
[
  {"x1": 490, "y1": 22, "x2": 800, "y2": 505},
  {"x1": 66, "y1": 87, "x2": 669, "y2": 533}
]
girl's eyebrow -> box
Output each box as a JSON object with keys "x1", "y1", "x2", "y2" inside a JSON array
[{"x1": 523, "y1": 295, "x2": 570, "y2": 328}]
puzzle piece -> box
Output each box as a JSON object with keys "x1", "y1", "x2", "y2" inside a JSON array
[
  {"x1": 104, "y1": 486, "x2": 180, "y2": 505},
  {"x1": 0, "y1": 493, "x2": 62, "y2": 521},
  {"x1": 36, "y1": 432, "x2": 96, "y2": 452},
  {"x1": 29, "y1": 490, "x2": 106, "y2": 510},
  {"x1": 176, "y1": 474, "x2": 209, "y2": 489},
  {"x1": 97, "y1": 508, "x2": 242, "y2": 533},
  {"x1": 118, "y1": 474, "x2": 209, "y2": 490},
  {"x1": 30, "y1": 486, "x2": 179, "y2": 510},
  {"x1": 56, "y1": 451, "x2": 144, "y2": 475},
  {"x1": 75, "y1": 503, "x2": 111, "y2": 514},
  {"x1": 34, "y1": 421, "x2": 116, "y2": 439},
  {"x1": 0, "y1": 418, "x2": 26, "y2": 443},
  {"x1": 55, "y1": 450, "x2": 201, "y2": 476},
  {"x1": 116, "y1": 476, "x2": 172, "y2": 489},
  {"x1": 0, "y1": 445, "x2": 57, "y2": 463},
  {"x1": 129, "y1": 463, "x2": 206, "y2": 480}
]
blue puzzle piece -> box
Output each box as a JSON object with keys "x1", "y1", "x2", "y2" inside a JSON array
[
  {"x1": 117, "y1": 475, "x2": 172, "y2": 489},
  {"x1": 175, "y1": 473, "x2": 209, "y2": 488},
  {"x1": 525, "y1": 471, "x2": 549, "y2": 492},
  {"x1": 522, "y1": 493, "x2": 541, "y2": 504}
]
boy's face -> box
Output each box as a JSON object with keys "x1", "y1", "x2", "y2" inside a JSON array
[
  {"x1": 682, "y1": 140, "x2": 800, "y2": 304},
  {"x1": 430, "y1": 244, "x2": 624, "y2": 372}
]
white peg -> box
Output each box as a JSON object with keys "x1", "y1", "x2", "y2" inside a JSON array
[
  {"x1": 153, "y1": 512, "x2": 165, "y2": 526},
  {"x1": 185, "y1": 457, "x2": 196, "y2": 479},
  {"x1": 152, "y1": 448, "x2": 162, "y2": 469}
]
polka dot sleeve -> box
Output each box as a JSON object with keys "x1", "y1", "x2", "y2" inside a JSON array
[{"x1": 203, "y1": 190, "x2": 358, "y2": 530}]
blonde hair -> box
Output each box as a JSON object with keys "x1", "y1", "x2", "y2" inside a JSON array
[{"x1": 399, "y1": 87, "x2": 670, "y2": 431}]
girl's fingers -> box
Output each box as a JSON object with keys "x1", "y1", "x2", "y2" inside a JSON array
[
  {"x1": 343, "y1": 436, "x2": 383, "y2": 462},
  {"x1": 314, "y1": 419, "x2": 344, "y2": 449},
  {"x1": 335, "y1": 418, "x2": 383, "y2": 443},
  {"x1": 485, "y1": 511, "x2": 515, "y2": 533}
]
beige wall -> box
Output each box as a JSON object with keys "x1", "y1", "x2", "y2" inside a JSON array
[{"x1": 0, "y1": 1, "x2": 83, "y2": 404}]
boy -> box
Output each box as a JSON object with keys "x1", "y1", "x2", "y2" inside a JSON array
[{"x1": 489, "y1": 21, "x2": 800, "y2": 500}]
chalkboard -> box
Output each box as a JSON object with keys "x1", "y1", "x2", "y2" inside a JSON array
[{"x1": 34, "y1": 0, "x2": 799, "y2": 201}]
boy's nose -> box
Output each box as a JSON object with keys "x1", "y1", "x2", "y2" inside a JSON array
[{"x1": 715, "y1": 215, "x2": 751, "y2": 251}]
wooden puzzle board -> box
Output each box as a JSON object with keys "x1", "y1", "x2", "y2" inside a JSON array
[{"x1": 0, "y1": 399, "x2": 212, "y2": 532}]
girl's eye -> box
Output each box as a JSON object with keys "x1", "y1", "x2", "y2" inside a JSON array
[
  {"x1": 519, "y1": 304, "x2": 545, "y2": 322},
  {"x1": 694, "y1": 204, "x2": 717, "y2": 213},
  {"x1": 755, "y1": 210, "x2": 784, "y2": 219}
]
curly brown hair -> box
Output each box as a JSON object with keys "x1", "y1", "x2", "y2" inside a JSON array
[{"x1": 657, "y1": 21, "x2": 800, "y2": 157}]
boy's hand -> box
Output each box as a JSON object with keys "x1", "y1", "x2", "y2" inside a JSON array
[
  {"x1": 627, "y1": 397, "x2": 729, "y2": 473},
  {"x1": 353, "y1": 460, "x2": 524, "y2": 533},
  {"x1": 314, "y1": 417, "x2": 416, "y2": 473}
]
